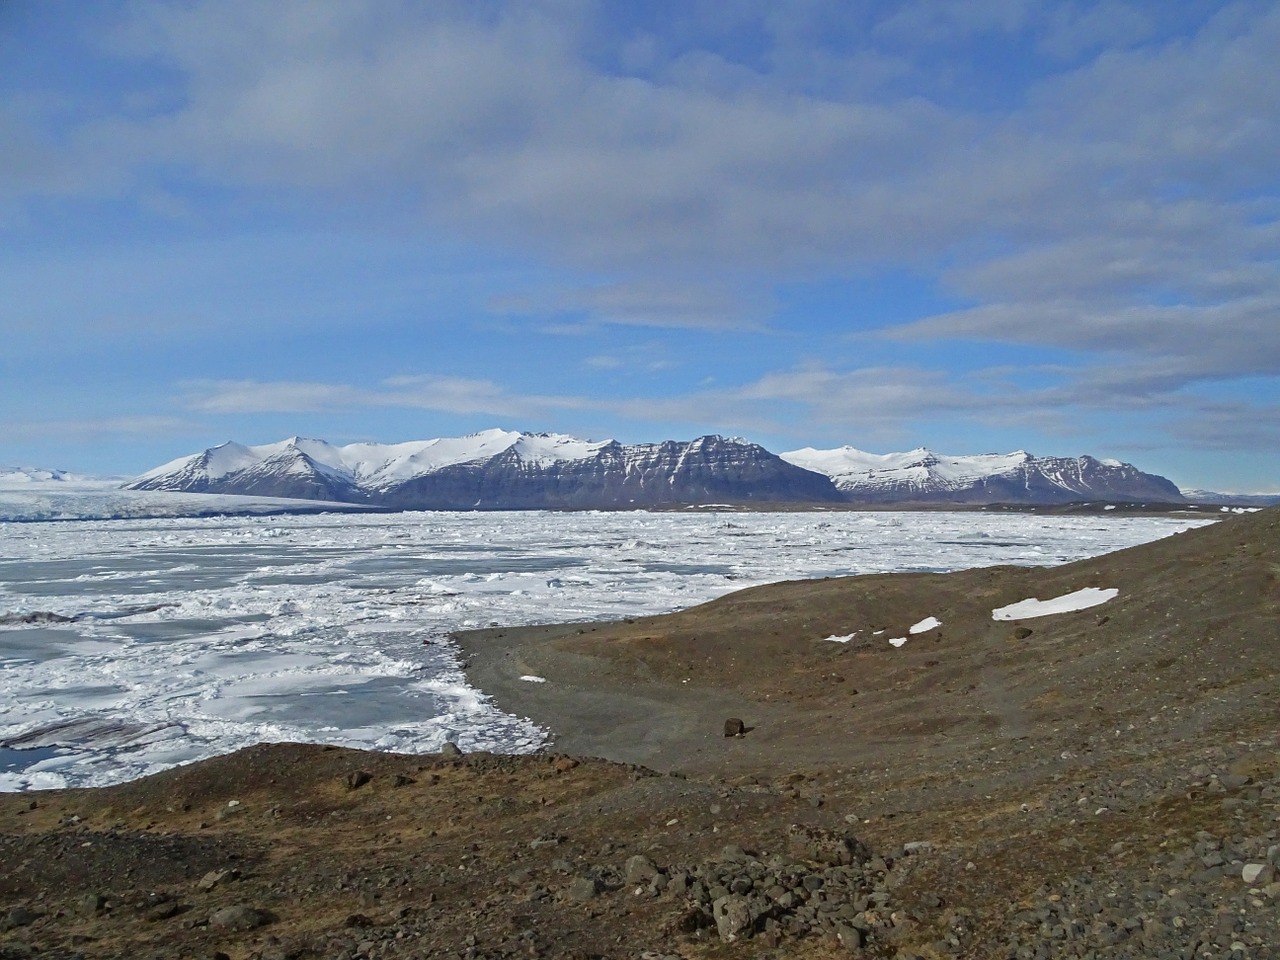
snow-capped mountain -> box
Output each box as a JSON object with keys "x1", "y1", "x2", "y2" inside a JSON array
[
  {"x1": 127, "y1": 430, "x2": 1189, "y2": 510},
  {"x1": 1181, "y1": 489, "x2": 1280, "y2": 507},
  {"x1": 0, "y1": 465, "x2": 86, "y2": 486},
  {"x1": 127, "y1": 430, "x2": 842, "y2": 509},
  {"x1": 781, "y1": 446, "x2": 1185, "y2": 504}
]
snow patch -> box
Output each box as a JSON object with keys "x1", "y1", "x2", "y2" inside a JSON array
[
  {"x1": 992, "y1": 587, "x2": 1119, "y2": 621},
  {"x1": 908, "y1": 616, "x2": 941, "y2": 634},
  {"x1": 519, "y1": 675, "x2": 548, "y2": 683},
  {"x1": 888, "y1": 637, "x2": 908, "y2": 648}
]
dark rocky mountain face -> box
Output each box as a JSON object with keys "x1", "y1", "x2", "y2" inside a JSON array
[
  {"x1": 1003, "y1": 455, "x2": 1184, "y2": 504},
  {"x1": 219, "y1": 449, "x2": 366, "y2": 504},
  {"x1": 921, "y1": 456, "x2": 1185, "y2": 505},
  {"x1": 377, "y1": 436, "x2": 844, "y2": 510},
  {"x1": 129, "y1": 447, "x2": 366, "y2": 503}
]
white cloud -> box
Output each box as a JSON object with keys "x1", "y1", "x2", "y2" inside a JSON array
[
  {"x1": 5, "y1": 2, "x2": 1279, "y2": 466},
  {"x1": 489, "y1": 280, "x2": 766, "y2": 330},
  {"x1": 0, "y1": 416, "x2": 199, "y2": 442},
  {"x1": 182, "y1": 376, "x2": 588, "y2": 420}
]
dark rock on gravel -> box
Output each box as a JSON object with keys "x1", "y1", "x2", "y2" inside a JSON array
[{"x1": 208, "y1": 905, "x2": 270, "y2": 931}]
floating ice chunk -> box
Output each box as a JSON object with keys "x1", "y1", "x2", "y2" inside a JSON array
[
  {"x1": 416, "y1": 580, "x2": 459, "y2": 595},
  {"x1": 909, "y1": 616, "x2": 941, "y2": 634},
  {"x1": 519, "y1": 675, "x2": 547, "y2": 683},
  {"x1": 992, "y1": 587, "x2": 1118, "y2": 620},
  {"x1": 888, "y1": 637, "x2": 907, "y2": 648},
  {"x1": 823, "y1": 633, "x2": 856, "y2": 644}
]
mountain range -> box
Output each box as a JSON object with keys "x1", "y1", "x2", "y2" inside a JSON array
[{"x1": 124, "y1": 429, "x2": 1188, "y2": 509}]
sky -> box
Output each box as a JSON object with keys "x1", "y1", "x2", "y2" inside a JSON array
[{"x1": 1, "y1": 1, "x2": 1277, "y2": 493}]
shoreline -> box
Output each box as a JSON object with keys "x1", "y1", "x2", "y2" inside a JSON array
[{"x1": 451, "y1": 620, "x2": 782, "y2": 774}]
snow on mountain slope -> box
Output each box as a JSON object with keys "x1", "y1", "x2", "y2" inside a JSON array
[
  {"x1": 783, "y1": 447, "x2": 1033, "y2": 492},
  {"x1": 127, "y1": 431, "x2": 1185, "y2": 509},
  {"x1": 782, "y1": 446, "x2": 1184, "y2": 504},
  {"x1": 353, "y1": 430, "x2": 612, "y2": 489},
  {"x1": 129, "y1": 430, "x2": 612, "y2": 496},
  {"x1": 0, "y1": 466, "x2": 100, "y2": 487},
  {"x1": 128, "y1": 431, "x2": 841, "y2": 509}
]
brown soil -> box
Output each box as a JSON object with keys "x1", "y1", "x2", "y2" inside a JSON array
[{"x1": 2, "y1": 507, "x2": 1278, "y2": 959}]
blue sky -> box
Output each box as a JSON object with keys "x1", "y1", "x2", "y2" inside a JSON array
[{"x1": 1, "y1": 0, "x2": 1277, "y2": 492}]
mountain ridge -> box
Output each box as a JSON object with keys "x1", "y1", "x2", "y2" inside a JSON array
[
  {"x1": 124, "y1": 429, "x2": 1188, "y2": 509},
  {"x1": 779, "y1": 443, "x2": 1185, "y2": 504}
]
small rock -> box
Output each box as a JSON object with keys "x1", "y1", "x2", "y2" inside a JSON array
[
  {"x1": 2, "y1": 906, "x2": 40, "y2": 930},
  {"x1": 835, "y1": 922, "x2": 864, "y2": 950},
  {"x1": 345, "y1": 770, "x2": 372, "y2": 791},
  {"x1": 196, "y1": 868, "x2": 239, "y2": 892},
  {"x1": 440, "y1": 742, "x2": 463, "y2": 759},
  {"x1": 209, "y1": 905, "x2": 271, "y2": 932},
  {"x1": 554, "y1": 757, "x2": 579, "y2": 773},
  {"x1": 390, "y1": 773, "x2": 415, "y2": 787},
  {"x1": 712, "y1": 895, "x2": 755, "y2": 942},
  {"x1": 1242, "y1": 863, "x2": 1274, "y2": 885},
  {"x1": 625, "y1": 855, "x2": 660, "y2": 885},
  {"x1": 724, "y1": 718, "x2": 746, "y2": 737},
  {"x1": 145, "y1": 901, "x2": 183, "y2": 922},
  {"x1": 1011, "y1": 627, "x2": 1033, "y2": 640},
  {"x1": 567, "y1": 877, "x2": 601, "y2": 902}
]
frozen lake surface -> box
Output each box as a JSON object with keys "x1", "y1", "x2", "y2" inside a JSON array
[{"x1": 0, "y1": 510, "x2": 1209, "y2": 790}]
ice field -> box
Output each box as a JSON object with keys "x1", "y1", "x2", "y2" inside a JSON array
[{"x1": 0, "y1": 509, "x2": 1210, "y2": 790}]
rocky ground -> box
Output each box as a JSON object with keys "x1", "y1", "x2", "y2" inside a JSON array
[{"x1": 1, "y1": 507, "x2": 1277, "y2": 959}]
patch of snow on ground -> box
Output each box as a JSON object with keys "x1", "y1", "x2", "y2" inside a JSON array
[
  {"x1": 888, "y1": 637, "x2": 908, "y2": 648},
  {"x1": 823, "y1": 633, "x2": 856, "y2": 644},
  {"x1": 991, "y1": 587, "x2": 1119, "y2": 621},
  {"x1": 519, "y1": 675, "x2": 547, "y2": 683},
  {"x1": 909, "y1": 616, "x2": 941, "y2": 634}
]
